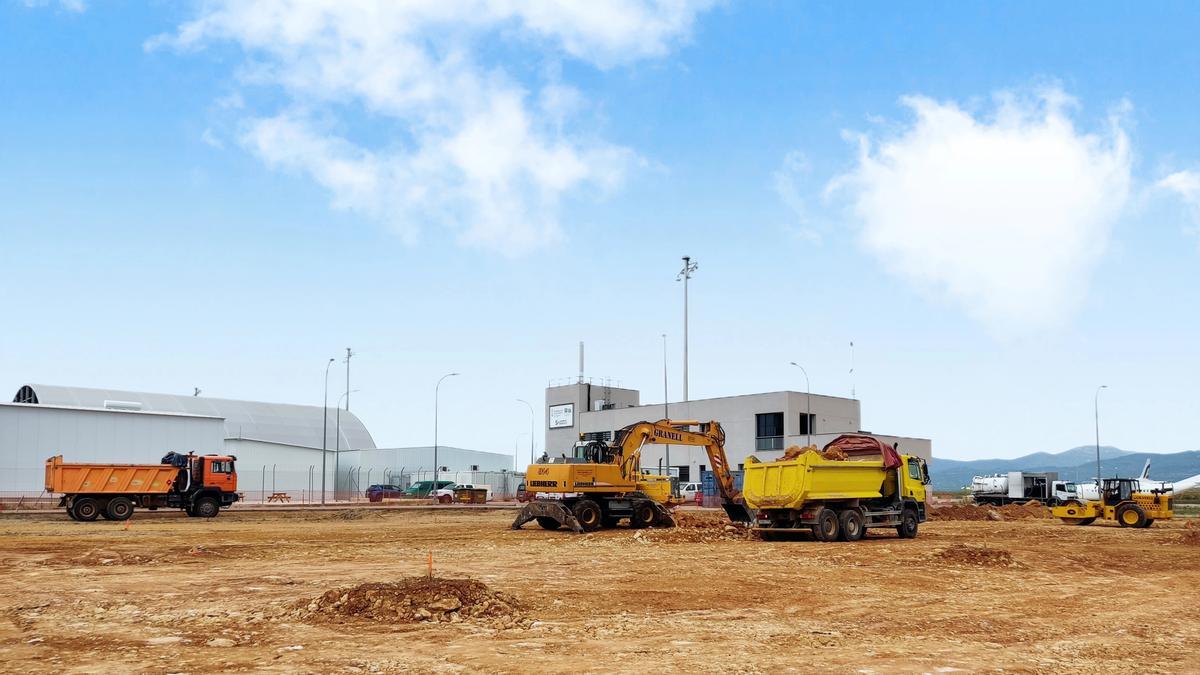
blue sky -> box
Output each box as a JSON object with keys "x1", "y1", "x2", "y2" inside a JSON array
[{"x1": 2, "y1": 1, "x2": 1198, "y2": 460}]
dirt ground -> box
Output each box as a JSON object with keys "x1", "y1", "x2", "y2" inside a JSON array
[{"x1": 1, "y1": 508, "x2": 1198, "y2": 674}]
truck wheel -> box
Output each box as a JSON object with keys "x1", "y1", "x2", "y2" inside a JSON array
[
  {"x1": 1115, "y1": 503, "x2": 1146, "y2": 528},
  {"x1": 838, "y1": 509, "x2": 865, "y2": 542},
  {"x1": 535, "y1": 516, "x2": 561, "y2": 530},
  {"x1": 438, "y1": 494, "x2": 452, "y2": 504},
  {"x1": 193, "y1": 497, "x2": 220, "y2": 518},
  {"x1": 896, "y1": 509, "x2": 919, "y2": 539},
  {"x1": 66, "y1": 507, "x2": 78, "y2": 521},
  {"x1": 812, "y1": 508, "x2": 840, "y2": 542},
  {"x1": 1141, "y1": 518, "x2": 1155, "y2": 528},
  {"x1": 630, "y1": 502, "x2": 656, "y2": 529},
  {"x1": 72, "y1": 498, "x2": 100, "y2": 522},
  {"x1": 105, "y1": 497, "x2": 134, "y2": 521},
  {"x1": 572, "y1": 499, "x2": 602, "y2": 532}
]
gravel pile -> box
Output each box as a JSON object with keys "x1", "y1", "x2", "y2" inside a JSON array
[{"x1": 299, "y1": 577, "x2": 530, "y2": 628}]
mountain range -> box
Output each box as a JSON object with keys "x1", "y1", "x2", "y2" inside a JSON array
[{"x1": 930, "y1": 446, "x2": 1200, "y2": 492}]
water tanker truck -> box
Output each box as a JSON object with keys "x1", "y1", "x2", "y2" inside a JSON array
[
  {"x1": 741, "y1": 434, "x2": 929, "y2": 541},
  {"x1": 45, "y1": 452, "x2": 239, "y2": 521},
  {"x1": 970, "y1": 471, "x2": 1077, "y2": 506}
]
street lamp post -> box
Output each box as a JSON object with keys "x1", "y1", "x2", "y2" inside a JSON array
[
  {"x1": 789, "y1": 362, "x2": 812, "y2": 447},
  {"x1": 662, "y1": 333, "x2": 670, "y2": 472},
  {"x1": 334, "y1": 389, "x2": 358, "y2": 502},
  {"x1": 677, "y1": 256, "x2": 698, "y2": 401},
  {"x1": 1095, "y1": 385, "x2": 1108, "y2": 489},
  {"x1": 516, "y1": 398, "x2": 535, "y2": 466},
  {"x1": 434, "y1": 373, "x2": 460, "y2": 493},
  {"x1": 321, "y1": 357, "x2": 334, "y2": 505}
]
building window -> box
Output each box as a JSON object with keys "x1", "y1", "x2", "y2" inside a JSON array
[
  {"x1": 755, "y1": 412, "x2": 784, "y2": 451},
  {"x1": 470, "y1": 465, "x2": 479, "y2": 471},
  {"x1": 797, "y1": 413, "x2": 816, "y2": 436}
]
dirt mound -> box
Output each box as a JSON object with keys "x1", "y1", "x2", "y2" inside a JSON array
[
  {"x1": 1181, "y1": 520, "x2": 1200, "y2": 546},
  {"x1": 935, "y1": 544, "x2": 1015, "y2": 567},
  {"x1": 929, "y1": 501, "x2": 1051, "y2": 521},
  {"x1": 298, "y1": 577, "x2": 529, "y2": 628},
  {"x1": 999, "y1": 501, "x2": 1052, "y2": 519},
  {"x1": 929, "y1": 504, "x2": 1001, "y2": 521},
  {"x1": 781, "y1": 445, "x2": 847, "y2": 461},
  {"x1": 635, "y1": 511, "x2": 752, "y2": 543}
]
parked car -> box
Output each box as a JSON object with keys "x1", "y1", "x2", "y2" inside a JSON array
[
  {"x1": 365, "y1": 484, "x2": 405, "y2": 502},
  {"x1": 405, "y1": 480, "x2": 455, "y2": 498},
  {"x1": 679, "y1": 482, "x2": 704, "y2": 502},
  {"x1": 432, "y1": 483, "x2": 491, "y2": 503}
]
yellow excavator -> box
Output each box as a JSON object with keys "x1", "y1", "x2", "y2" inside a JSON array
[{"x1": 512, "y1": 419, "x2": 751, "y2": 532}]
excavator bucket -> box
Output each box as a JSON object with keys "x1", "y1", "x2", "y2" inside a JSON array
[
  {"x1": 511, "y1": 501, "x2": 584, "y2": 533},
  {"x1": 722, "y1": 501, "x2": 753, "y2": 525}
]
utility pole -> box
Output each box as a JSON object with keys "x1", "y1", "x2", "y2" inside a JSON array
[
  {"x1": 434, "y1": 373, "x2": 460, "y2": 493},
  {"x1": 321, "y1": 357, "x2": 334, "y2": 504},
  {"x1": 662, "y1": 333, "x2": 670, "y2": 473},
  {"x1": 1095, "y1": 385, "x2": 1108, "y2": 489},
  {"x1": 344, "y1": 347, "x2": 354, "y2": 411},
  {"x1": 677, "y1": 256, "x2": 698, "y2": 401},
  {"x1": 849, "y1": 340, "x2": 855, "y2": 399},
  {"x1": 517, "y1": 399, "x2": 535, "y2": 467}
]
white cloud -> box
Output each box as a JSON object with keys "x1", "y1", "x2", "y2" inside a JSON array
[
  {"x1": 22, "y1": 0, "x2": 86, "y2": 12},
  {"x1": 773, "y1": 150, "x2": 821, "y2": 244},
  {"x1": 1156, "y1": 170, "x2": 1200, "y2": 246},
  {"x1": 827, "y1": 87, "x2": 1131, "y2": 334},
  {"x1": 150, "y1": 0, "x2": 714, "y2": 254}
]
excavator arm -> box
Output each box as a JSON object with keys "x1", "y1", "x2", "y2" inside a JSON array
[{"x1": 612, "y1": 419, "x2": 751, "y2": 523}]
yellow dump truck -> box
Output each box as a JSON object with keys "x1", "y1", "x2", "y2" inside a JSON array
[{"x1": 742, "y1": 435, "x2": 929, "y2": 541}]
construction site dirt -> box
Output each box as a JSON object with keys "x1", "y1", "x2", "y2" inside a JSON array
[{"x1": 1, "y1": 509, "x2": 1197, "y2": 673}]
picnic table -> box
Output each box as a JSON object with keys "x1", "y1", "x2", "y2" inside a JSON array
[{"x1": 266, "y1": 492, "x2": 291, "y2": 503}]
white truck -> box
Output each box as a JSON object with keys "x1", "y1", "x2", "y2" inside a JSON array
[{"x1": 971, "y1": 471, "x2": 1077, "y2": 506}]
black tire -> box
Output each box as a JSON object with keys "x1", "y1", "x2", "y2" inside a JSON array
[
  {"x1": 812, "y1": 508, "x2": 840, "y2": 542},
  {"x1": 72, "y1": 498, "x2": 100, "y2": 522},
  {"x1": 1141, "y1": 518, "x2": 1155, "y2": 528},
  {"x1": 438, "y1": 494, "x2": 452, "y2": 504},
  {"x1": 535, "y1": 516, "x2": 561, "y2": 530},
  {"x1": 66, "y1": 507, "x2": 78, "y2": 521},
  {"x1": 1115, "y1": 503, "x2": 1146, "y2": 528},
  {"x1": 572, "y1": 499, "x2": 602, "y2": 532},
  {"x1": 193, "y1": 496, "x2": 220, "y2": 519},
  {"x1": 896, "y1": 508, "x2": 919, "y2": 539},
  {"x1": 630, "y1": 501, "x2": 656, "y2": 529},
  {"x1": 105, "y1": 497, "x2": 134, "y2": 521},
  {"x1": 838, "y1": 509, "x2": 865, "y2": 542}
]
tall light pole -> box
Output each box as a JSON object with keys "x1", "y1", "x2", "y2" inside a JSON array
[
  {"x1": 334, "y1": 388, "x2": 358, "y2": 501},
  {"x1": 321, "y1": 357, "x2": 335, "y2": 505},
  {"x1": 434, "y1": 373, "x2": 460, "y2": 492},
  {"x1": 516, "y1": 398, "x2": 535, "y2": 467},
  {"x1": 1095, "y1": 385, "x2": 1108, "y2": 489},
  {"x1": 662, "y1": 333, "x2": 670, "y2": 472},
  {"x1": 789, "y1": 362, "x2": 812, "y2": 447},
  {"x1": 344, "y1": 347, "x2": 355, "y2": 411},
  {"x1": 677, "y1": 256, "x2": 698, "y2": 402}
]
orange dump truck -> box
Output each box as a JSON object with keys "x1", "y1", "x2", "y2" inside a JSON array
[{"x1": 45, "y1": 452, "x2": 240, "y2": 521}]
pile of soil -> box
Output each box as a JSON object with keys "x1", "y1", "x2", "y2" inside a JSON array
[
  {"x1": 929, "y1": 504, "x2": 1001, "y2": 521},
  {"x1": 781, "y1": 445, "x2": 848, "y2": 461},
  {"x1": 935, "y1": 544, "x2": 1015, "y2": 567},
  {"x1": 298, "y1": 577, "x2": 529, "y2": 628},
  {"x1": 929, "y1": 501, "x2": 1051, "y2": 521},
  {"x1": 1181, "y1": 520, "x2": 1200, "y2": 546},
  {"x1": 635, "y1": 511, "x2": 752, "y2": 543},
  {"x1": 999, "y1": 501, "x2": 1052, "y2": 519}
]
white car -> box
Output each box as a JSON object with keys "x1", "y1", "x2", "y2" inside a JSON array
[
  {"x1": 679, "y1": 482, "x2": 704, "y2": 501},
  {"x1": 433, "y1": 483, "x2": 491, "y2": 503}
]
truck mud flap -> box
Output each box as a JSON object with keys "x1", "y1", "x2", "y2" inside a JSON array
[
  {"x1": 721, "y1": 501, "x2": 753, "y2": 525},
  {"x1": 512, "y1": 501, "x2": 584, "y2": 533}
]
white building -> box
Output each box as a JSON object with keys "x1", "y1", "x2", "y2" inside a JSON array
[
  {"x1": 544, "y1": 380, "x2": 930, "y2": 483},
  {"x1": 3, "y1": 384, "x2": 513, "y2": 500}
]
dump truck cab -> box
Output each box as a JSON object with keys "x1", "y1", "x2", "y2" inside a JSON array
[{"x1": 199, "y1": 455, "x2": 237, "y2": 493}]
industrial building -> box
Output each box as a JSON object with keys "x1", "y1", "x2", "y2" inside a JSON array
[
  {"x1": 544, "y1": 380, "x2": 930, "y2": 482},
  {"x1": 2, "y1": 384, "x2": 514, "y2": 500}
]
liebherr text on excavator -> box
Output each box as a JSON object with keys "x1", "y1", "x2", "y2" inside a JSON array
[{"x1": 512, "y1": 419, "x2": 751, "y2": 532}]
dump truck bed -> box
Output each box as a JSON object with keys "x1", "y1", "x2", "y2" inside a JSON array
[
  {"x1": 742, "y1": 454, "x2": 895, "y2": 509},
  {"x1": 45, "y1": 455, "x2": 177, "y2": 495}
]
